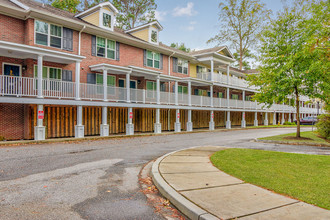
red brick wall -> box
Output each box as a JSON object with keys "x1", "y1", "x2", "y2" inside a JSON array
[
  {"x1": 0, "y1": 104, "x2": 25, "y2": 140},
  {"x1": 0, "y1": 14, "x2": 25, "y2": 44}
]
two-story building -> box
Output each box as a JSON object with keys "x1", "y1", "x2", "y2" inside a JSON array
[{"x1": 0, "y1": 0, "x2": 321, "y2": 140}]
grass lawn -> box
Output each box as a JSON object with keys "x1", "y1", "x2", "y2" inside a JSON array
[
  {"x1": 259, "y1": 131, "x2": 329, "y2": 146},
  {"x1": 210, "y1": 149, "x2": 330, "y2": 209},
  {"x1": 248, "y1": 124, "x2": 312, "y2": 129}
]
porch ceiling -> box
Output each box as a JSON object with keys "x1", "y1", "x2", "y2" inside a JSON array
[{"x1": 0, "y1": 40, "x2": 85, "y2": 64}]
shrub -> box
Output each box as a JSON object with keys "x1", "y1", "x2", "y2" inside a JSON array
[
  {"x1": 316, "y1": 114, "x2": 330, "y2": 140},
  {"x1": 283, "y1": 121, "x2": 295, "y2": 125}
]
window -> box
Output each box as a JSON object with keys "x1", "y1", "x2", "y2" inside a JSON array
[
  {"x1": 178, "y1": 86, "x2": 188, "y2": 94},
  {"x1": 218, "y1": 92, "x2": 224, "y2": 98},
  {"x1": 34, "y1": 65, "x2": 62, "y2": 91},
  {"x1": 231, "y1": 94, "x2": 239, "y2": 100},
  {"x1": 96, "y1": 37, "x2": 116, "y2": 59},
  {"x1": 151, "y1": 30, "x2": 158, "y2": 43},
  {"x1": 146, "y1": 50, "x2": 160, "y2": 69},
  {"x1": 197, "y1": 66, "x2": 207, "y2": 73},
  {"x1": 198, "y1": 89, "x2": 207, "y2": 96},
  {"x1": 146, "y1": 81, "x2": 156, "y2": 98},
  {"x1": 245, "y1": 96, "x2": 252, "y2": 101},
  {"x1": 35, "y1": 20, "x2": 62, "y2": 48},
  {"x1": 103, "y1": 13, "x2": 112, "y2": 28},
  {"x1": 177, "y1": 59, "x2": 188, "y2": 74}
]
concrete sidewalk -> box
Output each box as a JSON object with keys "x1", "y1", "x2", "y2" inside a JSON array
[{"x1": 151, "y1": 146, "x2": 330, "y2": 220}]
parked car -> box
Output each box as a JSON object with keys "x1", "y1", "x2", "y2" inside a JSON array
[{"x1": 294, "y1": 116, "x2": 318, "y2": 125}]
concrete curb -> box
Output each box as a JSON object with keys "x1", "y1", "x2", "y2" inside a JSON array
[
  {"x1": 255, "y1": 138, "x2": 330, "y2": 147},
  {"x1": 151, "y1": 147, "x2": 220, "y2": 220}
]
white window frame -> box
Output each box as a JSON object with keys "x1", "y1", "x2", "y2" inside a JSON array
[
  {"x1": 2, "y1": 63, "x2": 22, "y2": 77},
  {"x1": 149, "y1": 26, "x2": 159, "y2": 44},
  {"x1": 177, "y1": 59, "x2": 188, "y2": 74},
  {"x1": 33, "y1": 65, "x2": 62, "y2": 81},
  {"x1": 34, "y1": 20, "x2": 63, "y2": 49},
  {"x1": 146, "y1": 50, "x2": 160, "y2": 69},
  {"x1": 95, "y1": 36, "x2": 116, "y2": 60},
  {"x1": 99, "y1": 8, "x2": 115, "y2": 31}
]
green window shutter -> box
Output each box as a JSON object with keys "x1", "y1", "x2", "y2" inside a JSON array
[
  {"x1": 146, "y1": 81, "x2": 154, "y2": 90},
  {"x1": 153, "y1": 82, "x2": 157, "y2": 90},
  {"x1": 183, "y1": 86, "x2": 188, "y2": 94},
  {"x1": 107, "y1": 75, "x2": 116, "y2": 86},
  {"x1": 34, "y1": 66, "x2": 37, "y2": 77},
  {"x1": 178, "y1": 86, "x2": 183, "y2": 93},
  {"x1": 42, "y1": 67, "x2": 47, "y2": 78},
  {"x1": 96, "y1": 74, "x2": 103, "y2": 85}
]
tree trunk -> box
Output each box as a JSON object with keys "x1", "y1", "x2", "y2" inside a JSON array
[
  {"x1": 239, "y1": 39, "x2": 243, "y2": 70},
  {"x1": 84, "y1": 0, "x2": 89, "y2": 10},
  {"x1": 295, "y1": 87, "x2": 300, "y2": 138}
]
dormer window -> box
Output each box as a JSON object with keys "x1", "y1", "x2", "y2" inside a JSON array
[
  {"x1": 151, "y1": 30, "x2": 158, "y2": 43},
  {"x1": 103, "y1": 13, "x2": 112, "y2": 28}
]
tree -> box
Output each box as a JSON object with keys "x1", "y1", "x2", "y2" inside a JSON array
[
  {"x1": 49, "y1": 0, "x2": 80, "y2": 13},
  {"x1": 248, "y1": 0, "x2": 329, "y2": 138},
  {"x1": 208, "y1": 0, "x2": 271, "y2": 70},
  {"x1": 111, "y1": 0, "x2": 157, "y2": 30},
  {"x1": 170, "y1": 42, "x2": 191, "y2": 53},
  {"x1": 232, "y1": 49, "x2": 256, "y2": 70}
]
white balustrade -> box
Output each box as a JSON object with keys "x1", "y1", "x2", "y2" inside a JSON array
[
  {"x1": 43, "y1": 79, "x2": 75, "y2": 99},
  {"x1": 0, "y1": 75, "x2": 37, "y2": 97},
  {"x1": 80, "y1": 83, "x2": 104, "y2": 100}
]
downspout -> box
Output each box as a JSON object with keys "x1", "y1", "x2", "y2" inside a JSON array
[
  {"x1": 78, "y1": 25, "x2": 86, "y2": 56},
  {"x1": 168, "y1": 51, "x2": 175, "y2": 131}
]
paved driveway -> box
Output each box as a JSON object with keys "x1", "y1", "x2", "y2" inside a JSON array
[{"x1": 0, "y1": 127, "x2": 328, "y2": 219}]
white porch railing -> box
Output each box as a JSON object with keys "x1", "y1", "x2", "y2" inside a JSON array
[
  {"x1": 0, "y1": 75, "x2": 320, "y2": 114},
  {"x1": 196, "y1": 72, "x2": 211, "y2": 81},
  {"x1": 0, "y1": 75, "x2": 37, "y2": 97},
  {"x1": 42, "y1": 79, "x2": 75, "y2": 99}
]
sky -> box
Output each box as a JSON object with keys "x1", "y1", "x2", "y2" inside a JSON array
[{"x1": 155, "y1": 0, "x2": 288, "y2": 51}]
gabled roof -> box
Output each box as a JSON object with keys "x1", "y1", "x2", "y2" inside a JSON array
[
  {"x1": 75, "y1": 2, "x2": 119, "y2": 18},
  {"x1": 125, "y1": 20, "x2": 163, "y2": 33},
  {"x1": 189, "y1": 46, "x2": 234, "y2": 59}
]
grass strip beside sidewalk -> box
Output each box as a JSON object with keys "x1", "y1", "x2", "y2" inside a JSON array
[{"x1": 210, "y1": 149, "x2": 330, "y2": 210}]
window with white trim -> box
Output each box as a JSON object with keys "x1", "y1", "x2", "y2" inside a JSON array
[
  {"x1": 146, "y1": 50, "x2": 160, "y2": 69},
  {"x1": 146, "y1": 81, "x2": 156, "y2": 98},
  {"x1": 35, "y1": 20, "x2": 62, "y2": 48},
  {"x1": 103, "y1": 13, "x2": 112, "y2": 28},
  {"x1": 96, "y1": 37, "x2": 116, "y2": 59},
  {"x1": 177, "y1": 59, "x2": 188, "y2": 74},
  {"x1": 231, "y1": 94, "x2": 239, "y2": 100},
  {"x1": 34, "y1": 65, "x2": 62, "y2": 91},
  {"x1": 197, "y1": 66, "x2": 208, "y2": 73},
  {"x1": 151, "y1": 30, "x2": 158, "y2": 43}
]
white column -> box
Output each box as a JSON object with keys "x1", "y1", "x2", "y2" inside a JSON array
[
  {"x1": 226, "y1": 111, "x2": 231, "y2": 129},
  {"x1": 227, "y1": 87, "x2": 230, "y2": 108},
  {"x1": 103, "y1": 69, "x2": 107, "y2": 101},
  {"x1": 34, "y1": 104, "x2": 45, "y2": 140},
  {"x1": 126, "y1": 107, "x2": 134, "y2": 135},
  {"x1": 226, "y1": 65, "x2": 230, "y2": 84},
  {"x1": 187, "y1": 109, "x2": 193, "y2": 131},
  {"x1": 75, "y1": 61, "x2": 80, "y2": 100},
  {"x1": 210, "y1": 85, "x2": 213, "y2": 107},
  {"x1": 273, "y1": 112, "x2": 276, "y2": 125},
  {"x1": 175, "y1": 81, "x2": 179, "y2": 105},
  {"x1": 281, "y1": 112, "x2": 285, "y2": 124},
  {"x1": 210, "y1": 58, "x2": 214, "y2": 82},
  {"x1": 37, "y1": 55, "x2": 43, "y2": 98},
  {"x1": 126, "y1": 72, "x2": 130, "y2": 103},
  {"x1": 156, "y1": 76, "x2": 160, "y2": 105},
  {"x1": 209, "y1": 110, "x2": 215, "y2": 130},
  {"x1": 254, "y1": 112, "x2": 258, "y2": 126},
  {"x1": 75, "y1": 105, "x2": 84, "y2": 138},
  {"x1": 174, "y1": 109, "x2": 181, "y2": 132},
  {"x1": 188, "y1": 81, "x2": 192, "y2": 106},
  {"x1": 264, "y1": 112, "x2": 269, "y2": 126},
  {"x1": 100, "y1": 106, "x2": 109, "y2": 136},
  {"x1": 154, "y1": 108, "x2": 161, "y2": 134},
  {"x1": 288, "y1": 112, "x2": 292, "y2": 122},
  {"x1": 293, "y1": 113, "x2": 297, "y2": 121},
  {"x1": 242, "y1": 90, "x2": 246, "y2": 127}
]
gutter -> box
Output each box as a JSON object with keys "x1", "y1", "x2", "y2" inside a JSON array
[{"x1": 78, "y1": 25, "x2": 86, "y2": 56}]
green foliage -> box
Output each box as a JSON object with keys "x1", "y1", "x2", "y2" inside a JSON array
[
  {"x1": 170, "y1": 42, "x2": 191, "y2": 53},
  {"x1": 316, "y1": 114, "x2": 330, "y2": 139},
  {"x1": 232, "y1": 49, "x2": 256, "y2": 70},
  {"x1": 211, "y1": 149, "x2": 330, "y2": 209},
  {"x1": 248, "y1": 0, "x2": 330, "y2": 137},
  {"x1": 111, "y1": 0, "x2": 157, "y2": 30},
  {"x1": 50, "y1": 0, "x2": 80, "y2": 13},
  {"x1": 283, "y1": 121, "x2": 295, "y2": 125},
  {"x1": 208, "y1": 0, "x2": 271, "y2": 70}
]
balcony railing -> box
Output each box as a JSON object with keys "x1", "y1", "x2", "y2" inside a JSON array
[{"x1": 0, "y1": 75, "x2": 320, "y2": 114}]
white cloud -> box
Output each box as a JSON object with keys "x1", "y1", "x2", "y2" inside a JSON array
[
  {"x1": 155, "y1": 10, "x2": 167, "y2": 21},
  {"x1": 184, "y1": 21, "x2": 197, "y2": 31},
  {"x1": 173, "y1": 2, "x2": 197, "y2": 17}
]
